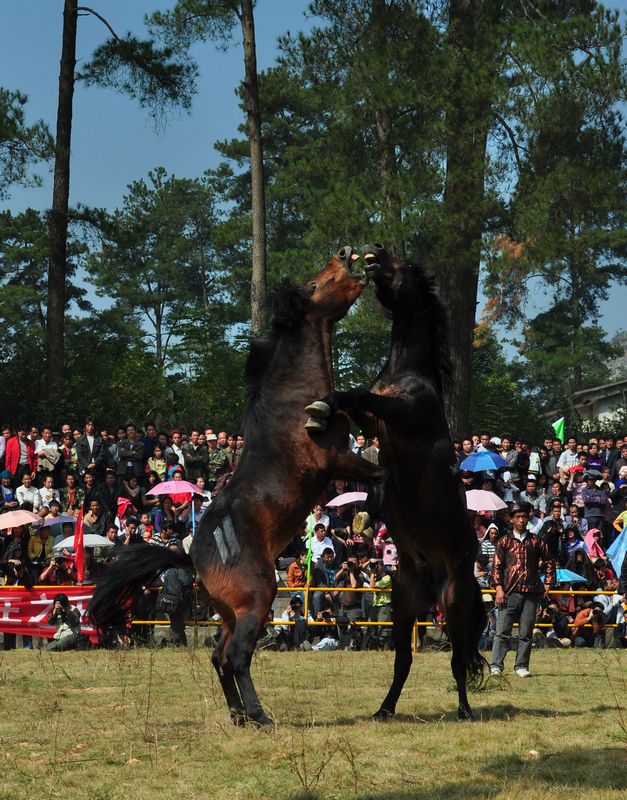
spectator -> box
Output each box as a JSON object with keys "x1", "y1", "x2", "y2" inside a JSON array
[
  {"x1": 565, "y1": 548, "x2": 596, "y2": 589},
  {"x1": 307, "y1": 503, "x2": 330, "y2": 532},
  {"x1": 311, "y1": 547, "x2": 340, "y2": 616},
  {"x1": 38, "y1": 474, "x2": 60, "y2": 508},
  {"x1": 335, "y1": 555, "x2": 366, "y2": 622},
  {"x1": 76, "y1": 419, "x2": 104, "y2": 481},
  {"x1": 83, "y1": 498, "x2": 106, "y2": 537},
  {"x1": 182, "y1": 429, "x2": 208, "y2": 482},
  {"x1": 581, "y1": 472, "x2": 609, "y2": 531},
  {"x1": 45, "y1": 593, "x2": 82, "y2": 651},
  {"x1": 158, "y1": 541, "x2": 192, "y2": 646},
  {"x1": 558, "y1": 524, "x2": 586, "y2": 566},
  {"x1": 194, "y1": 476, "x2": 212, "y2": 510},
  {"x1": 537, "y1": 501, "x2": 565, "y2": 561},
  {"x1": 276, "y1": 596, "x2": 309, "y2": 651},
  {"x1": 286, "y1": 552, "x2": 308, "y2": 602},
  {"x1": 15, "y1": 472, "x2": 41, "y2": 511},
  {"x1": 518, "y1": 477, "x2": 547, "y2": 518},
  {"x1": 95, "y1": 469, "x2": 118, "y2": 522},
  {"x1": 205, "y1": 433, "x2": 227, "y2": 490},
  {"x1": 34, "y1": 427, "x2": 60, "y2": 483},
  {"x1": 116, "y1": 424, "x2": 145, "y2": 487},
  {"x1": 0, "y1": 469, "x2": 18, "y2": 511},
  {"x1": 369, "y1": 558, "x2": 392, "y2": 649},
  {"x1": 147, "y1": 445, "x2": 167, "y2": 480},
  {"x1": 141, "y1": 422, "x2": 158, "y2": 461},
  {"x1": 362, "y1": 436, "x2": 380, "y2": 465},
  {"x1": 309, "y1": 523, "x2": 334, "y2": 561},
  {"x1": 60, "y1": 472, "x2": 84, "y2": 518},
  {"x1": 490, "y1": 502, "x2": 554, "y2": 678},
  {"x1": 4, "y1": 427, "x2": 36, "y2": 483}
]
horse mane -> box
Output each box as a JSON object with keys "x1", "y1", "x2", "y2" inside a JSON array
[
  {"x1": 389, "y1": 259, "x2": 452, "y2": 394},
  {"x1": 243, "y1": 279, "x2": 312, "y2": 438}
]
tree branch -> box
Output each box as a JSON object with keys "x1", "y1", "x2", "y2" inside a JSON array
[
  {"x1": 77, "y1": 6, "x2": 121, "y2": 41},
  {"x1": 493, "y1": 111, "x2": 524, "y2": 174}
]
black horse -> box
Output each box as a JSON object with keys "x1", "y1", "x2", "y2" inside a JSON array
[
  {"x1": 89, "y1": 248, "x2": 385, "y2": 727},
  {"x1": 306, "y1": 243, "x2": 485, "y2": 720}
]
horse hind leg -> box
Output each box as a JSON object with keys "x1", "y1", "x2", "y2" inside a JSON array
[
  {"x1": 211, "y1": 620, "x2": 247, "y2": 726},
  {"x1": 227, "y1": 608, "x2": 276, "y2": 728},
  {"x1": 442, "y1": 567, "x2": 487, "y2": 721}
]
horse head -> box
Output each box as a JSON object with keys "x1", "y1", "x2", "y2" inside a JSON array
[
  {"x1": 360, "y1": 242, "x2": 421, "y2": 311},
  {"x1": 306, "y1": 246, "x2": 367, "y2": 322}
]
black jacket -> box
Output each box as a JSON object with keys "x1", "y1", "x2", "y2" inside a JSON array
[{"x1": 76, "y1": 434, "x2": 105, "y2": 475}]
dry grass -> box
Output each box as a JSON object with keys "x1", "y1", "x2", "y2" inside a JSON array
[{"x1": 0, "y1": 645, "x2": 625, "y2": 800}]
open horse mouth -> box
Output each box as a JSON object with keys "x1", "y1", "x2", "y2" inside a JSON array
[
  {"x1": 361, "y1": 242, "x2": 384, "y2": 278},
  {"x1": 339, "y1": 245, "x2": 368, "y2": 282}
]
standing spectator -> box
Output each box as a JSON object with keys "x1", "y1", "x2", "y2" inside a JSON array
[
  {"x1": 141, "y1": 422, "x2": 158, "y2": 461},
  {"x1": 581, "y1": 472, "x2": 609, "y2": 532},
  {"x1": 158, "y1": 541, "x2": 192, "y2": 645},
  {"x1": 558, "y1": 437, "x2": 580, "y2": 483},
  {"x1": 205, "y1": 433, "x2": 227, "y2": 490},
  {"x1": 519, "y1": 477, "x2": 547, "y2": 518},
  {"x1": 95, "y1": 469, "x2": 118, "y2": 522},
  {"x1": 0, "y1": 425, "x2": 9, "y2": 469},
  {"x1": 490, "y1": 502, "x2": 554, "y2": 678},
  {"x1": 34, "y1": 427, "x2": 60, "y2": 484},
  {"x1": 166, "y1": 429, "x2": 185, "y2": 467},
  {"x1": 147, "y1": 444, "x2": 167, "y2": 480},
  {"x1": 537, "y1": 500, "x2": 565, "y2": 561},
  {"x1": 116, "y1": 424, "x2": 145, "y2": 487},
  {"x1": 76, "y1": 419, "x2": 104, "y2": 482},
  {"x1": 546, "y1": 439, "x2": 563, "y2": 486},
  {"x1": 362, "y1": 436, "x2": 380, "y2": 465},
  {"x1": 369, "y1": 558, "x2": 393, "y2": 649},
  {"x1": 5, "y1": 427, "x2": 36, "y2": 483},
  {"x1": 182, "y1": 429, "x2": 208, "y2": 482},
  {"x1": 611, "y1": 444, "x2": 627, "y2": 482}
]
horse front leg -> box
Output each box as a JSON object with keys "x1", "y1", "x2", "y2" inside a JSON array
[
  {"x1": 228, "y1": 606, "x2": 276, "y2": 728},
  {"x1": 306, "y1": 389, "x2": 408, "y2": 432},
  {"x1": 333, "y1": 451, "x2": 387, "y2": 517}
]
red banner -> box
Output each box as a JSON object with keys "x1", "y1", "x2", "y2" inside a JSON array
[{"x1": 0, "y1": 585, "x2": 97, "y2": 642}]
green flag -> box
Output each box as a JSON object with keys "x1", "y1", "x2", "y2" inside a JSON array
[
  {"x1": 306, "y1": 514, "x2": 314, "y2": 583},
  {"x1": 552, "y1": 416, "x2": 565, "y2": 444}
]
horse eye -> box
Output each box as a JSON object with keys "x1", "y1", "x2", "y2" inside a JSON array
[{"x1": 310, "y1": 282, "x2": 317, "y2": 292}]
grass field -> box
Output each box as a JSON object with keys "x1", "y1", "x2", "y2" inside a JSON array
[{"x1": 0, "y1": 645, "x2": 625, "y2": 800}]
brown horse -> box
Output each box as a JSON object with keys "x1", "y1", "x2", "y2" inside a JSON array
[
  {"x1": 89, "y1": 248, "x2": 385, "y2": 726},
  {"x1": 306, "y1": 243, "x2": 485, "y2": 720}
]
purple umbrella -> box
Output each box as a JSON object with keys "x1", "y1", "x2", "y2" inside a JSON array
[{"x1": 40, "y1": 514, "x2": 76, "y2": 527}]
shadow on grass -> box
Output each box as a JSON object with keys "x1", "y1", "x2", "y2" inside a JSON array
[
  {"x1": 287, "y1": 746, "x2": 626, "y2": 800},
  {"x1": 303, "y1": 703, "x2": 582, "y2": 727}
]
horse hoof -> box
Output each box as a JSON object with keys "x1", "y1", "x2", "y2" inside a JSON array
[
  {"x1": 304, "y1": 400, "x2": 331, "y2": 417},
  {"x1": 230, "y1": 712, "x2": 247, "y2": 727},
  {"x1": 458, "y1": 707, "x2": 474, "y2": 722},
  {"x1": 305, "y1": 417, "x2": 327, "y2": 432},
  {"x1": 252, "y1": 715, "x2": 275, "y2": 730},
  {"x1": 372, "y1": 707, "x2": 394, "y2": 722}
]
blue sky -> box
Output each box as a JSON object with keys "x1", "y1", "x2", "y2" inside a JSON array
[{"x1": 1, "y1": 1, "x2": 624, "y2": 341}]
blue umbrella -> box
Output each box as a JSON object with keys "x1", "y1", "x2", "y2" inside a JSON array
[
  {"x1": 460, "y1": 451, "x2": 509, "y2": 472},
  {"x1": 607, "y1": 529, "x2": 627, "y2": 578},
  {"x1": 555, "y1": 568, "x2": 588, "y2": 584}
]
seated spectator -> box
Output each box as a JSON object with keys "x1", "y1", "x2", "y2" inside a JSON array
[
  {"x1": 143, "y1": 471, "x2": 162, "y2": 515},
  {"x1": 307, "y1": 503, "x2": 330, "y2": 532},
  {"x1": 527, "y1": 505, "x2": 543, "y2": 535},
  {"x1": 15, "y1": 473, "x2": 41, "y2": 511},
  {"x1": 119, "y1": 517, "x2": 142, "y2": 546},
  {"x1": 286, "y1": 552, "x2": 308, "y2": 601},
  {"x1": 309, "y1": 523, "x2": 335, "y2": 562},
  {"x1": 564, "y1": 548, "x2": 596, "y2": 589},
  {"x1": 83, "y1": 498, "x2": 106, "y2": 537},
  {"x1": 565, "y1": 504, "x2": 588, "y2": 535},
  {"x1": 335, "y1": 555, "x2": 367, "y2": 621},
  {"x1": 154, "y1": 496, "x2": 178, "y2": 534},
  {"x1": 138, "y1": 511, "x2": 154, "y2": 542},
  {"x1": 0, "y1": 469, "x2": 18, "y2": 511},
  {"x1": 519, "y1": 477, "x2": 547, "y2": 518},
  {"x1": 27, "y1": 523, "x2": 54, "y2": 569},
  {"x1": 59, "y1": 472, "x2": 84, "y2": 518},
  {"x1": 120, "y1": 474, "x2": 145, "y2": 516},
  {"x1": 369, "y1": 558, "x2": 392, "y2": 649},
  {"x1": 584, "y1": 528, "x2": 607, "y2": 561},
  {"x1": 276, "y1": 596, "x2": 309, "y2": 651},
  {"x1": 558, "y1": 524, "x2": 586, "y2": 566},
  {"x1": 311, "y1": 547, "x2": 340, "y2": 616},
  {"x1": 152, "y1": 519, "x2": 178, "y2": 547},
  {"x1": 81, "y1": 471, "x2": 98, "y2": 512},
  {"x1": 38, "y1": 553, "x2": 77, "y2": 585},
  {"x1": 38, "y1": 474, "x2": 60, "y2": 508},
  {"x1": 535, "y1": 599, "x2": 572, "y2": 648}
]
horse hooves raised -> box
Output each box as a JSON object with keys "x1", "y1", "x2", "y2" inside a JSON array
[
  {"x1": 372, "y1": 707, "x2": 395, "y2": 722},
  {"x1": 305, "y1": 416, "x2": 327, "y2": 432},
  {"x1": 304, "y1": 400, "x2": 331, "y2": 417}
]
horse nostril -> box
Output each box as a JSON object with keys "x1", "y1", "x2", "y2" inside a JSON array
[
  {"x1": 373, "y1": 242, "x2": 384, "y2": 251},
  {"x1": 338, "y1": 246, "x2": 352, "y2": 261}
]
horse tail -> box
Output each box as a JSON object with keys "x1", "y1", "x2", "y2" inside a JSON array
[
  {"x1": 89, "y1": 543, "x2": 194, "y2": 629},
  {"x1": 466, "y1": 578, "x2": 488, "y2": 688}
]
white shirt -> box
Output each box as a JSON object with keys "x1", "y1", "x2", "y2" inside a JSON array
[
  {"x1": 35, "y1": 438, "x2": 59, "y2": 454},
  {"x1": 310, "y1": 535, "x2": 335, "y2": 560},
  {"x1": 557, "y1": 449, "x2": 578, "y2": 470},
  {"x1": 15, "y1": 485, "x2": 41, "y2": 511},
  {"x1": 38, "y1": 486, "x2": 60, "y2": 507}
]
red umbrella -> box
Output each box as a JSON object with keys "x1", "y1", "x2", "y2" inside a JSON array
[{"x1": 0, "y1": 509, "x2": 41, "y2": 530}]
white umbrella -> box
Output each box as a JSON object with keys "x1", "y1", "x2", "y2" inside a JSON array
[
  {"x1": 465, "y1": 490, "x2": 507, "y2": 512},
  {"x1": 53, "y1": 533, "x2": 115, "y2": 551}
]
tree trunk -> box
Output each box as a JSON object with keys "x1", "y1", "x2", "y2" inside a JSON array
[
  {"x1": 437, "y1": 0, "x2": 501, "y2": 437},
  {"x1": 47, "y1": 0, "x2": 77, "y2": 403},
  {"x1": 239, "y1": 0, "x2": 267, "y2": 334},
  {"x1": 371, "y1": 0, "x2": 404, "y2": 256}
]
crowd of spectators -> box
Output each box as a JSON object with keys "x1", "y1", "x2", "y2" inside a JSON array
[{"x1": 0, "y1": 421, "x2": 626, "y2": 651}]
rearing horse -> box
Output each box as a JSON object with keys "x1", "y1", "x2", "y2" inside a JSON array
[
  {"x1": 306, "y1": 243, "x2": 485, "y2": 720},
  {"x1": 89, "y1": 248, "x2": 385, "y2": 727}
]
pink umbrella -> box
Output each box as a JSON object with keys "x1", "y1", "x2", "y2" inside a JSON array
[
  {"x1": 146, "y1": 479, "x2": 201, "y2": 497},
  {"x1": 326, "y1": 491, "x2": 368, "y2": 508},
  {"x1": 465, "y1": 490, "x2": 507, "y2": 513},
  {"x1": 0, "y1": 509, "x2": 41, "y2": 530}
]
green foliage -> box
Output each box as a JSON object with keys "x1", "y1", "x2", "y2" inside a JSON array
[
  {"x1": 469, "y1": 329, "x2": 546, "y2": 441},
  {"x1": 0, "y1": 88, "x2": 53, "y2": 199},
  {"x1": 79, "y1": 35, "x2": 198, "y2": 124}
]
